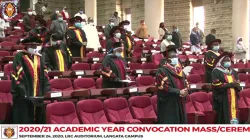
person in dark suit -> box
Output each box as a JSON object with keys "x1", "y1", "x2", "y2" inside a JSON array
[
  {"x1": 205, "y1": 29, "x2": 216, "y2": 45},
  {"x1": 104, "y1": 18, "x2": 115, "y2": 40},
  {"x1": 172, "y1": 25, "x2": 183, "y2": 49},
  {"x1": 22, "y1": 8, "x2": 35, "y2": 32},
  {"x1": 49, "y1": 13, "x2": 67, "y2": 40}
]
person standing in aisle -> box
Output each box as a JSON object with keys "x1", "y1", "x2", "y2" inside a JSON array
[{"x1": 156, "y1": 45, "x2": 188, "y2": 124}]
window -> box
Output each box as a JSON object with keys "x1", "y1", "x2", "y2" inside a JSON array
[{"x1": 193, "y1": 6, "x2": 205, "y2": 31}]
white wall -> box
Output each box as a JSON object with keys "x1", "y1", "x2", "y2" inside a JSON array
[
  {"x1": 144, "y1": 0, "x2": 164, "y2": 38},
  {"x1": 232, "y1": 0, "x2": 249, "y2": 59}
]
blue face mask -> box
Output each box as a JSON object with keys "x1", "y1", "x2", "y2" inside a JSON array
[
  {"x1": 115, "y1": 52, "x2": 121, "y2": 57},
  {"x1": 213, "y1": 45, "x2": 220, "y2": 51},
  {"x1": 223, "y1": 61, "x2": 231, "y2": 68},
  {"x1": 170, "y1": 58, "x2": 178, "y2": 65},
  {"x1": 75, "y1": 22, "x2": 82, "y2": 28},
  {"x1": 175, "y1": 29, "x2": 179, "y2": 32}
]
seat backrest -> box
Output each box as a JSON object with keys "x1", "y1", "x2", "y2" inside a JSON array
[
  {"x1": 152, "y1": 53, "x2": 163, "y2": 66},
  {"x1": 190, "y1": 92, "x2": 212, "y2": 112},
  {"x1": 187, "y1": 74, "x2": 202, "y2": 84},
  {"x1": 91, "y1": 63, "x2": 102, "y2": 70},
  {"x1": 185, "y1": 95, "x2": 197, "y2": 113},
  {"x1": 239, "y1": 73, "x2": 248, "y2": 83},
  {"x1": 136, "y1": 76, "x2": 154, "y2": 87},
  {"x1": 238, "y1": 91, "x2": 248, "y2": 108},
  {"x1": 151, "y1": 95, "x2": 157, "y2": 114},
  {"x1": 141, "y1": 62, "x2": 157, "y2": 69},
  {"x1": 0, "y1": 41, "x2": 16, "y2": 49},
  {"x1": 132, "y1": 46, "x2": 142, "y2": 58},
  {"x1": 103, "y1": 98, "x2": 134, "y2": 122},
  {"x1": 96, "y1": 78, "x2": 102, "y2": 89},
  {"x1": 76, "y1": 99, "x2": 109, "y2": 124},
  {"x1": 0, "y1": 80, "x2": 12, "y2": 104},
  {"x1": 46, "y1": 101, "x2": 80, "y2": 124},
  {"x1": 71, "y1": 63, "x2": 90, "y2": 71},
  {"x1": 4, "y1": 63, "x2": 13, "y2": 77},
  {"x1": 73, "y1": 78, "x2": 96, "y2": 90},
  {"x1": 50, "y1": 78, "x2": 73, "y2": 91},
  {"x1": 128, "y1": 63, "x2": 141, "y2": 70},
  {"x1": 0, "y1": 51, "x2": 10, "y2": 57},
  {"x1": 232, "y1": 63, "x2": 245, "y2": 69},
  {"x1": 190, "y1": 63, "x2": 205, "y2": 75},
  {"x1": 241, "y1": 89, "x2": 250, "y2": 106},
  {"x1": 128, "y1": 96, "x2": 156, "y2": 119},
  {"x1": 86, "y1": 51, "x2": 102, "y2": 58}
]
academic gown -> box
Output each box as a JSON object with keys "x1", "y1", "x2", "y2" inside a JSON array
[
  {"x1": 204, "y1": 50, "x2": 220, "y2": 83},
  {"x1": 66, "y1": 26, "x2": 87, "y2": 58},
  {"x1": 121, "y1": 30, "x2": 133, "y2": 58},
  {"x1": 29, "y1": 27, "x2": 50, "y2": 46},
  {"x1": 156, "y1": 63, "x2": 187, "y2": 124},
  {"x1": 11, "y1": 51, "x2": 50, "y2": 124},
  {"x1": 42, "y1": 41, "x2": 72, "y2": 71},
  {"x1": 212, "y1": 67, "x2": 240, "y2": 124},
  {"x1": 101, "y1": 54, "x2": 127, "y2": 88}
]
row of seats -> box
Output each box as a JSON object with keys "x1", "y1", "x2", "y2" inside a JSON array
[{"x1": 47, "y1": 96, "x2": 157, "y2": 124}]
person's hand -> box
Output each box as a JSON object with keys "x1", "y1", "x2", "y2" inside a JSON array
[
  {"x1": 232, "y1": 82, "x2": 240, "y2": 88},
  {"x1": 126, "y1": 75, "x2": 131, "y2": 80},
  {"x1": 180, "y1": 88, "x2": 188, "y2": 97}
]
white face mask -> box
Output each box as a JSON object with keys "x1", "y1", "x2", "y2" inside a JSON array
[
  {"x1": 239, "y1": 41, "x2": 243, "y2": 44},
  {"x1": 55, "y1": 11, "x2": 59, "y2": 14},
  {"x1": 28, "y1": 12, "x2": 33, "y2": 15},
  {"x1": 114, "y1": 33, "x2": 121, "y2": 39},
  {"x1": 27, "y1": 48, "x2": 35, "y2": 54}
]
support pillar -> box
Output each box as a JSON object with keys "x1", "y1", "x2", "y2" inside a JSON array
[
  {"x1": 85, "y1": 0, "x2": 97, "y2": 24},
  {"x1": 144, "y1": 0, "x2": 164, "y2": 38}
]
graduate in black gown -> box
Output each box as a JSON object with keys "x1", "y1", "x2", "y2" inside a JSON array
[
  {"x1": 204, "y1": 39, "x2": 221, "y2": 83},
  {"x1": 29, "y1": 16, "x2": 50, "y2": 46},
  {"x1": 156, "y1": 45, "x2": 188, "y2": 124},
  {"x1": 11, "y1": 41, "x2": 51, "y2": 124},
  {"x1": 119, "y1": 20, "x2": 134, "y2": 57},
  {"x1": 42, "y1": 32, "x2": 72, "y2": 71},
  {"x1": 212, "y1": 52, "x2": 241, "y2": 124},
  {"x1": 101, "y1": 42, "x2": 130, "y2": 88},
  {"x1": 66, "y1": 16, "x2": 87, "y2": 58}
]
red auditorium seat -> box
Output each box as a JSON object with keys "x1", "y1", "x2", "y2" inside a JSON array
[
  {"x1": 73, "y1": 78, "x2": 96, "y2": 90},
  {"x1": 190, "y1": 92, "x2": 216, "y2": 124},
  {"x1": 242, "y1": 88, "x2": 250, "y2": 106},
  {"x1": 141, "y1": 62, "x2": 157, "y2": 69},
  {"x1": 103, "y1": 98, "x2": 141, "y2": 124},
  {"x1": 71, "y1": 63, "x2": 90, "y2": 71},
  {"x1": 185, "y1": 95, "x2": 205, "y2": 124},
  {"x1": 135, "y1": 40, "x2": 143, "y2": 47},
  {"x1": 133, "y1": 46, "x2": 143, "y2": 58},
  {"x1": 151, "y1": 95, "x2": 157, "y2": 114},
  {"x1": 96, "y1": 78, "x2": 102, "y2": 89},
  {"x1": 0, "y1": 51, "x2": 10, "y2": 57},
  {"x1": 86, "y1": 51, "x2": 102, "y2": 58},
  {"x1": 238, "y1": 73, "x2": 250, "y2": 87},
  {"x1": 178, "y1": 54, "x2": 187, "y2": 62},
  {"x1": 128, "y1": 63, "x2": 141, "y2": 70},
  {"x1": 128, "y1": 96, "x2": 157, "y2": 124},
  {"x1": 136, "y1": 76, "x2": 154, "y2": 87},
  {"x1": 0, "y1": 41, "x2": 16, "y2": 50},
  {"x1": 50, "y1": 78, "x2": 73, "y2": 91},
  {"x1": 46, "y1": 101, "x2": 80, "y2": 124},
  {"x1": 9, "y1": 35, "x2": 22, "y2": 43},
  {"x1": 190, "y1": 63, "x2": 205, "y2": 75},
  {"x1": 238, "y1": 90, "x2": 250, "y2": 123},
  {"x1": 0, "y1": 80, "x2": 12, "y2": 104},
  {"x1": 4, "y1": 64, "x2": 13, "y2": 79},
  {"x1": 245, "y1": 62, "x2": 250, "y2": 68},
  {"x1": 91, "y1": 63, "x2": 102, "y2": 70},
  {"x1": 152, "y1": 53, "x2": 163, "y2": 66},
  {"x1": 76, "y1": 99, "x2": 113, "y2": 124},
  {"x1": 232, "y1": 63, "x2": 245, "y2": 69},
  {"x1": 187, "y1": 74, "x2": 202, "y2": 84}
]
